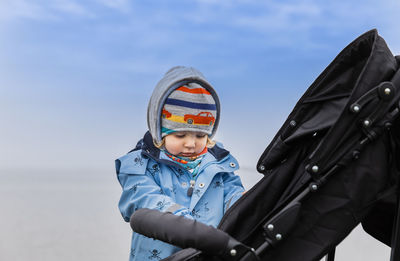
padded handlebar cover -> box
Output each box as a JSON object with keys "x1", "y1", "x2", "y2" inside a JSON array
[{"x1": 130, "y1": 208, "x2": 238, "y2": 256}]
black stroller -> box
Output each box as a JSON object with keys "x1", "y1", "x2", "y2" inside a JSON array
[{"x1": 130, "y1": 29, "x2": 400, "y2": 261}]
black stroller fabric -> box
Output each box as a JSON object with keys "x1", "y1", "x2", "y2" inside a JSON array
[
  {"x1": 216, "y1": 29, "x2": 400, "y2": 261},
  {"x1": 136, "y1": 29, "x2": 400, "y2": 261}
]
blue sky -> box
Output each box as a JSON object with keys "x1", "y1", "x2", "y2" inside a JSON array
[{"x1": 1, "y1": 0, "x2": 400, "y2": 171}]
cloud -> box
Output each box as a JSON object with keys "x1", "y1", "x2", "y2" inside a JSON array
[
  {"x1": 178, "y1": 0, "x2": 400, "y2": 50},
  {"x1": 0, "y1": 0, "x2": 55, "y2": 21},
  {"x1": 0, "y1": 0, "x2": 131, "y2": 22},
  {"x1": 3, "y1": 0, "x2": 397, "y2": 50},
  {"x1": 95, "y1": 0, "x2": 131, "y2": 13},
  {"x1": 51, "y1": 0, "x2": 95, "y2": 18},
  {"x1": 0, "y1": 0, "x2": 95, "y2": 22},
  {"x1": 234, "y1": 2, "x2": 321, "y2": 31}
]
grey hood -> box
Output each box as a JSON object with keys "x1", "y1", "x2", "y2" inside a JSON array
[{"x1": 147, "y1": 66, "x2": 221, "y2": 144}]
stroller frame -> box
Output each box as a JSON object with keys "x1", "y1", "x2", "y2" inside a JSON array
[
  {"x1": 248, "y1": 70, "x2": 400, "y2": 260},
  {"x1": 255, "y1": 81, "x2": 400, "y2": 260},
  {"x1": 257, "y1": 109, "x2": 400, "y2": 261}
]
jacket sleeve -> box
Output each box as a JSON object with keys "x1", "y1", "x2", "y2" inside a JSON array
[
  {"x1": 116, "y1": 156, "x2": 194, "y2": 222},
  {"x1": 222, "y1": 172, "x2": 245, "y2": 213}
]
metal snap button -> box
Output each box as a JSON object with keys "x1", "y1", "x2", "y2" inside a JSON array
[
  {"x1": 229, "y1": 162, "x2": 236, "y2": 168},
  {"x1": 199, "y1": 183, "x2": 205, "y2": 188},
  {"x1": 181, "y1": 182, "x2": 187, "y2": 187}
]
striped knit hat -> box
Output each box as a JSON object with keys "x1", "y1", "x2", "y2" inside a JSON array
[{"x1": 161, "y1": 82, "x2": 217, "y2": 137}]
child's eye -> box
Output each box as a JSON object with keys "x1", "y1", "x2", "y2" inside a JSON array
[
  {"x1": 196, "y1": 134, "x2": 207, "y2": 138},
  {"x1": 174, "y1": 133, "x2": 186, "y2": 138}
]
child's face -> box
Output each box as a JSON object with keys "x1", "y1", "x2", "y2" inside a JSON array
[{"x1": 164, "y1": 131, "x2": 207, "y2": 157}]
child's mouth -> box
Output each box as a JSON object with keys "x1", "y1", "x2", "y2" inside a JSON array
[{"x1": 180, "y1": 153, "x2": 196, "y2": 157}]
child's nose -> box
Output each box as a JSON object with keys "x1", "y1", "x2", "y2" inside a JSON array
[{"x1": 184, "y1": 137, "x2": 196, "y2": 148}]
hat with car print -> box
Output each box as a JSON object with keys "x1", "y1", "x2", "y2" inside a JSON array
[
  {"x1": 147, "y1": 66, "x2": 221, "y2": 145},
  {"x1": 161, "y1": 82, "x2": 217, "y2": 137}
]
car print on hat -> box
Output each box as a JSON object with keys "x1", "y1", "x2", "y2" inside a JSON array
[
  {"x1": 184, "y1": 112, "x2": 215, "y2": 126},
  {"x1": 162, "y1": 109, "x2": 172, "y2": 119}
]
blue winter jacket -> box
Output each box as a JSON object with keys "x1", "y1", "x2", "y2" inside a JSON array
[{"x1": 116, "y1": 132, "x2": 244, "y2": 261}]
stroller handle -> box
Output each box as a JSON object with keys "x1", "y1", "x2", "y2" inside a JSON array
[{"x1": 130, "y1": 208, "x2": 258, "y2": 260}]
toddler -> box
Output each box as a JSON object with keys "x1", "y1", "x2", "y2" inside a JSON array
[{"x1": 116, "y1": 66, "x2": 244, "y2": 261}]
